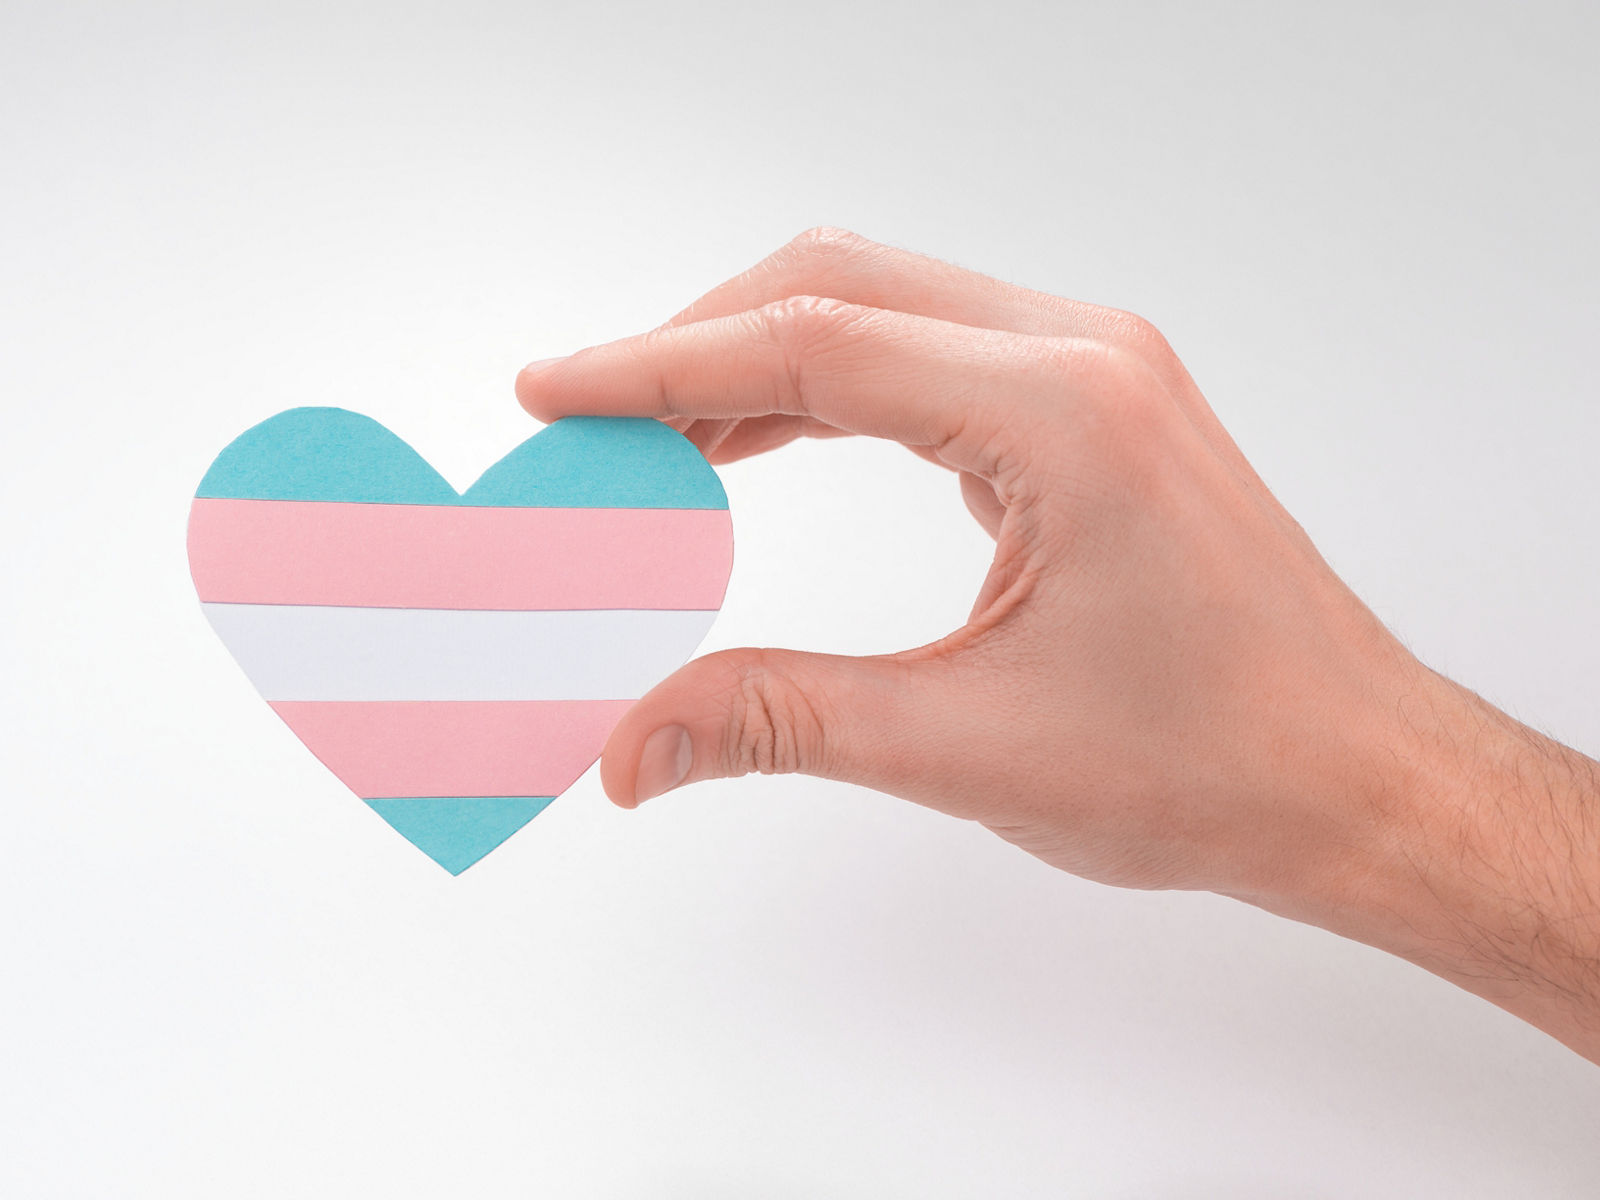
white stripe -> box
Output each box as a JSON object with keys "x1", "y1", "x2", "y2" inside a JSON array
[{"x1": 202, "y1": 603, "x2": 719, "y2": 701}]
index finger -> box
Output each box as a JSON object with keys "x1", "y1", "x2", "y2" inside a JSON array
[{"x1": 515, "y1": 296, "x2": 1055, "y2": 478}]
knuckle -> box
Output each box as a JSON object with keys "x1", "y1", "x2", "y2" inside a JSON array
[
  {"x1": 1101, "y1": 308, "x2": 1176, "y2": 365},
  {"x1": 722, "y1": 655, "x2": 823, "y2": 777},
  {"x1": 761, "y1": 292, "x2": 856, "y2": 333},
  {"x1": 753, "y1": 295, "x2": 865, "y2": 414},
  {"x1": 1028, "y1": 335, "x2": 1131, "y2": 399},
  {"x1": 1040, "y1": 337, "x2": 1158, "y2": 399},
  {"x1": 785, "y1": 225, "x2": 869, "y2": 261},
  {"x1": 1096, "y1": 341, "x2": 1161, "y2": 394},
  {"x1": 1039, "y1": 339, "x2": 1178, "y2": 486},
  {"x1": 1097, "y1": 345, "x2": 1171, "y2": 430}
]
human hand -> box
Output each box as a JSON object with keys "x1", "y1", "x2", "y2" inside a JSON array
[
  {"x1": 516, "y1": 229, "x2": 1600, "y2": 1060},
  {"x1": 516, "y1": 228, "x2": 1416, "y2": 895}
]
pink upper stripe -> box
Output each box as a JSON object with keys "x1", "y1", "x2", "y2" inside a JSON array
[
  {"x1": 188, "y1": 498, "x2": 733, "y2": 610},
  {"x1": 272, "y1": 700, "x2": 633, "y2": 798}
]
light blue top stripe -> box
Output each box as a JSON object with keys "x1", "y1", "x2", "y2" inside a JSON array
[
  {"x1": 196, "y1": 408, "x2": 457, "y2": 505},
  {"x1": 196, "y1": 408, "x2": 729, "y2": 509},
  {"x1": 467, "y1": 416, "x2": 727, "y2": 509}
]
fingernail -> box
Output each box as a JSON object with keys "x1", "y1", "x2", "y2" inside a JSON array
[
  {"x1": 520, "y1": 356, "x2": 568, "y2": 375},
  {"x1": 634, "y1": 725, "x2": 692, "y2": 804}
]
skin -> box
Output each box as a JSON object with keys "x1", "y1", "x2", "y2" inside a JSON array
[{"x1": 516, "y1": 228, "x2": 1600, "y2": 1064}]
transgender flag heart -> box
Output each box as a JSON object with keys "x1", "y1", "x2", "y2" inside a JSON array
[{"x1": 187, "y1": 408, "x2": 733, "y2": 874}]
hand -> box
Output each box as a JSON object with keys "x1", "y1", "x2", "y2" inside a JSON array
[{"x1": 516, "y1": 228, "x2": 1600, "y2": 1062}]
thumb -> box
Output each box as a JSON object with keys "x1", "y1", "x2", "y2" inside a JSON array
[{"x1": 598, "y1": 646, "x2": 947, "y2": 808}]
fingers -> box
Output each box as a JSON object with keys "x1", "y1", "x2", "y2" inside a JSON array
[
  {"x1": 638, "y1": 228, "x2": 1265, "y2": 494},
  {"x1": 647, "y1": 228, "x2": 1121, "y2": 465},
  {"x1": 664, "y1": 226, "x2": 1128, "y2": 341},
  {"x1": 599, "y1": 645, "x2": 963, "y2": 808},
  {"x1": 517, "y1": 297, "x2": 1059, "y2": 478}
]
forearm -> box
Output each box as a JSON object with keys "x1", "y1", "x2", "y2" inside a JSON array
[{"x1": 1254, "y1": 664, "x2": 1600, "y2": 1062}]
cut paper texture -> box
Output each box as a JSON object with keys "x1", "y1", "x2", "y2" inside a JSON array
[{"x1": 188, "y1": 409, "x2": 733, "y2": 874}]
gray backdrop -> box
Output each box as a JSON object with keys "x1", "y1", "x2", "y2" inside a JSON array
[{"x1": 3, "y1": 1, "x2": 1597, "y2": 1195}]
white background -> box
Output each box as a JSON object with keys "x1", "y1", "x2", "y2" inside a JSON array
[{"x1": 3, "y1": 2, "x2": 1598, "y2": 1195}]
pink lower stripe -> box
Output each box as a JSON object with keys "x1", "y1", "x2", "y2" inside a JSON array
[
  {"x1": 271, "y1": 700, "x2": 633, "y2": 798},
  {"x1": 189, "y1": 498, "x2": 732, "y2": 610}
]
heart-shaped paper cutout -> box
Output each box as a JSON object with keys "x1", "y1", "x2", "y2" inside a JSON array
[{"x1": 188, "y1": 409, "x2": 732, "y2": 873}]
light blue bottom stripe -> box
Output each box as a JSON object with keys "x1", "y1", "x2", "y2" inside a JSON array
[{"x1": 365, "y1": 796, "x2": 556, "y2": 874}]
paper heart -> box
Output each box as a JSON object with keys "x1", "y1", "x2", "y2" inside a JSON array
[{"x1": 188, "y1": 409, "x2": 732, "y2": 873}]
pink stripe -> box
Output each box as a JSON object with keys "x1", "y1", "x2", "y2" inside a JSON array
[
  {"x1": 188, "y1": 498, "x2": 732, "y2": 610},
  {"x1": 272, "y1": 700, "x2": 633, "y2": 798}
]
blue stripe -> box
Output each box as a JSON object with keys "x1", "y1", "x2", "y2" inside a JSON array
[
  {"x1": 365, "y1": 796, "x2": 557, "y2": 874},
  {"x1": 196, "y1": 408, "x2": 728, "y2": 509},
  {"x1": 196, "y1": 409, "x2": 458, "y2": 505},
  {"x1": 468, "y1": 416, "x2": 728, "y2": 509}
]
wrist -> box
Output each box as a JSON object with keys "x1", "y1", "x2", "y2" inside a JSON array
[{"x1": 1241, "y1": 656, "x2": 1600, "y2": 1061}]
